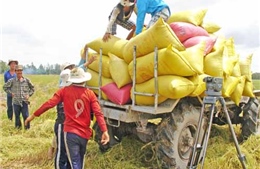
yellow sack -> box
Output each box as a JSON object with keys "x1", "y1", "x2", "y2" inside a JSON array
[
  {"x1": 189, "y1": 74, "x2": 210, "y2": 96},
  {"x1": 200, "y1": 21, "x2": 221, "y2": 33},
  {"x1": 222, "y1": 76, "x2": 239, "y2": 98},
  {"x1": 131, "y1": 81, "x2": 168, "y2": 106},
  {"x1": 231, "y1": 54, "x2": 241, "y2": 77},
  {"x1": 108, "y1": 53, "x2": 132, "y2": 88},
  {"x1": 242, "y1": 80, "x2": 255, "y2": 97},
  {"x1": 223, "y1": 48, "x2": 238, "y2": 76},
  {"x1": 225, "y1": 37, "x2": 236, "y2": 57},
  {"x1": 230, "y1": 76, "x2": 246, "y2": 105},
  {"x1": 87, "y1": 53, "x2": 111, "y2": 78},
  {"x1": 86, "y1": 35, "x2": 128, "y2": 59},
  {"x1": 128, "y1": 44, "x2": 196, "y2": 84},
  {"x1": 158, "y1": 75, "x2": 195, "y2": 99},
  {"x1": 167, "y1": 9, "x2": 207, "y2": 26},
  {"x1": 123, "y1": 18, "x2": 185, "y2": 64},
  {"x1": 180, "y1": 41, "x2": 206, "y2": 74},
  {"x1": 239, "y1": 53, "x2": 253, "y2": 82},
  {"x1": 204, "y1": 44, "x2": 224, "y2": 77},
  {"x1": 86, "y1": 69, "x2": 114, "y2": 100}
]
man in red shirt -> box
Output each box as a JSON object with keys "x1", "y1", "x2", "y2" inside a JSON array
[{"x1": 25, "y1": 67, "x2": 109, "y2": 169}]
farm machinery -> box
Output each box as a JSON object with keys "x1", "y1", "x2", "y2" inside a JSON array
[{"x1": 86, "y1": 47, "x2": 260, "y2": 169}]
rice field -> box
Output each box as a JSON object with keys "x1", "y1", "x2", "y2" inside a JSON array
[{"x1": 0, "y1": 75, "x2": 260, "y2": 169}]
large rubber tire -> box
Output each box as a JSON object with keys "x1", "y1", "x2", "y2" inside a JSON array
[
  {"x1": 241, "y1": 97, "x2": 260, "y2": 140},
  {"x1": 155, "y1": 102, "x2": 206, "y2": 169},
  {"x1": 93, "y1": 122, "x2": 120, "y2": 152}
]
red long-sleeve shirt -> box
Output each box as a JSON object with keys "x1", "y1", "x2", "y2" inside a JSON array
[{"x1": 34, "y1": 85, "x2": 107, "y2": 139}]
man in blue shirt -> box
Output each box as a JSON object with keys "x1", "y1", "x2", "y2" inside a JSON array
[
  {"x1": 135, "y1": 0, "x2": 171, "y2": 35},
  {"x1": 3, "y1": 59, "x2": 18, "y2": 120}
]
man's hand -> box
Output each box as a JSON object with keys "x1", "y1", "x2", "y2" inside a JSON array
[
  {"x1": 25, "y1": 114, "x2": 35, "y2": 126},
  {"x1": 100, "y1": 131, "x2": 110, "y2": 145},
  {"x1": 102, "y1": 33, "x2": 111, "y2": 42}
]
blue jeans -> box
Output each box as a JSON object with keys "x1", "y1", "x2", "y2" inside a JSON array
[
  {"x1": 13, "y1": 101, "x2": 30, "y2": 129},
  {"x1": 64, "y1": 132, "x2": 88, "y2": 169},
  {"x1": 7, "y1": 96, "x2": 13, "y2": 120},
  {"x1": 54, "y1": 123, "x2": 71, "y2": 169}
]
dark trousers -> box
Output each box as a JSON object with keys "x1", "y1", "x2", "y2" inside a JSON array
[
  {"x1": 13, "y1": 101, "x2": 30, "y2": 129},
  {"x1": 64, "y1": 132, "x2": 88, "y2": 169},
  {"x1": 7, "y1": 96, "x2": 13, "y2": 120},
  {"x1": 54, "y1": 123, "x2": 71, "y2": 169}
]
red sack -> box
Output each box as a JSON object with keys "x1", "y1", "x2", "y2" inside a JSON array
[
  {"x1": 169, "y1": 22, "x2": 209, "y2": 42},
  {"x1": 101, "y1": 82, "x2": 132, "y2": 105},
  {"x1": 183, "y1": 36, "x2": 217, "y2": 55}
]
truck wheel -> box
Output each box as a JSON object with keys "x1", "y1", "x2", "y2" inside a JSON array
[
  {"x1": 155, "y1": 103, "x2": 205, "y2": 168},
  {"x1": 241, "y1": 97, "x2": 260, "y2": 140},
  {"x1": 93, "y1": 122, "x2": 120, "y2": 152}
]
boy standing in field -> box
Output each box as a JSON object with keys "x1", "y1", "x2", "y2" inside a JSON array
[
  {"x1": 3, "y1": 65, "x2": 35, "y2": 129},
  {"x1": 25, "y1": 67, "x2": 109, "y2": 169},
  {"x1": 3, "y1": 59, "x2": 18, "y2": 121}
]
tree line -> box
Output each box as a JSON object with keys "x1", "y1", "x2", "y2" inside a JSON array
[
  {"x1": 0, "y1": 60, "x2": 61, "y2": 75},
  {"x1": 0, "y1": 60, "x2": 260, "y2": 79}
]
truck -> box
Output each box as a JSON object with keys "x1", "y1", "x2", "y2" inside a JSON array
[{"x1": 87, "y1": 48, "x2": 260, "y2": 169}]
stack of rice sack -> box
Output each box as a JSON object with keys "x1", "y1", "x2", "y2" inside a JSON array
[{"x1": 82, "y1": 8, "x2": 255, "y2": 106}]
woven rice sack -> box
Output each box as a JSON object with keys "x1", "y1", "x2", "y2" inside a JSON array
[
  {"x1": 242, "y1": 80, "x2": 255, "y2": 97},
  {"x1": 222, "y1": 76, "x2": 239, "y2": 98},
  {"x1": 169, "y1": 22, "x2": 209, "y2": 42},
  {"x1": 128, "y1": 44, "x2": 196, "y2": 84},
  {"x1": 158, "y1": 75, "x2": 195, "y2": 99},
  {"x1": 180, "y1": 41, "x2": 206, "y2": 74},
  {"x1": 204, "y1": 43, "x2": 224, "y2": 77},
  {"x1": 225, "y1": 37, "x2": 236, "y2": 57},
  {"x1": 189, "y1": 74, "x2": 210, "y2": 96},
  {"x1": 87, "y1": 53, "x2": 111, "y2": 78},
  {"x1": 123, "y1": 18, "x2": 185, "y2": 64},
  {"x1": 86, "y1": 35, "x2": 128, "y2": 59},
  {"x1": 86, "y1": 69, "x2": 114, "y2": 100},
  {"x1": 131, "y1": 81, "x2": 168, "y2": 105},
  {"x1": 182, "y1": 35, "x2": 217, "y2": 55},
  {"x1": 223, "y1": 48, "x2": 238, "y2": 76},
  {"x1": 200, "y1": 21, "x2": 221, "y2": 33},
  {"x1": 239, "y1": 54, "x2": 253, "y2": 82},
  {"x1": 167, "y1": 9, "x2": 208, "y2": 26},
  {"x1": 230, "y1": 76, "x2": 246, "y2": 105},
  {"x1": 231, "y1": 54, "x2": 241, "y2": 77},
  {"x1": 108, "y1": 53, "x2": 132, "y2": 88}
]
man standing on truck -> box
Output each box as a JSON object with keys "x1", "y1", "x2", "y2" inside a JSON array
[
  {"x1": 3, "y1": 59, "x2": 18, "y2": 121},
  {"x1": 25, "y1": 67, "x2": 109, "y2": 169},
  {"x1": 135, "y1": 0, "x2": 171, "y2": 35},
  {"x1": 103, "y1": 0, "x2": 136, "y2": 42}
]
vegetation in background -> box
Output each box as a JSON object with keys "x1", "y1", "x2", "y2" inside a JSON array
[{"x1": 0, "y1": 75, "x2": 260, "y2": 169}]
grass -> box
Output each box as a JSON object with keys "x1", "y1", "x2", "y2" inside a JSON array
[
  {"x1": 0, "y1": 75, "x2": 260, "y2": 169},
  {"x1": 253, "y1": 79, "x2": 260, "y2": 90}
]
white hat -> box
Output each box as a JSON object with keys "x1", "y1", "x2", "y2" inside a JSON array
[
  {"x1": 60, "y1": 62, "x2": 75, "y2": 71},
  {"x1": 60, "y1": 69, "x2": 72, "y2": 87},
  {"x1": 120, "y1": 0, "x2": 135, "y2": 6},
  {"x1": 8, "y1": 59, "x2": 18, "y2": 65},
  {"x1": 68, "y1": 67, "x2": 92, "y2": 83}
]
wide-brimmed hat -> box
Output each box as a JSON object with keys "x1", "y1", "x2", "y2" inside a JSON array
[
  {"x1": 68, "y1": 67, "x2": 92, "y2": 83},
  {"x1": 60, "y1": 69, "x2": 72, "y2": 87},
  {"x1": 120, "y1": 0, "x2": 135, "y2": 6},
  {"x1": 15, "y1": 65, "x2": 23, "y2": 70},
  {"x1": 8, "y1": 59, "x2": 18, "y2": 65},
  {"x1": 60, "y1": 62, "x2": 76, "y2": 71}
]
